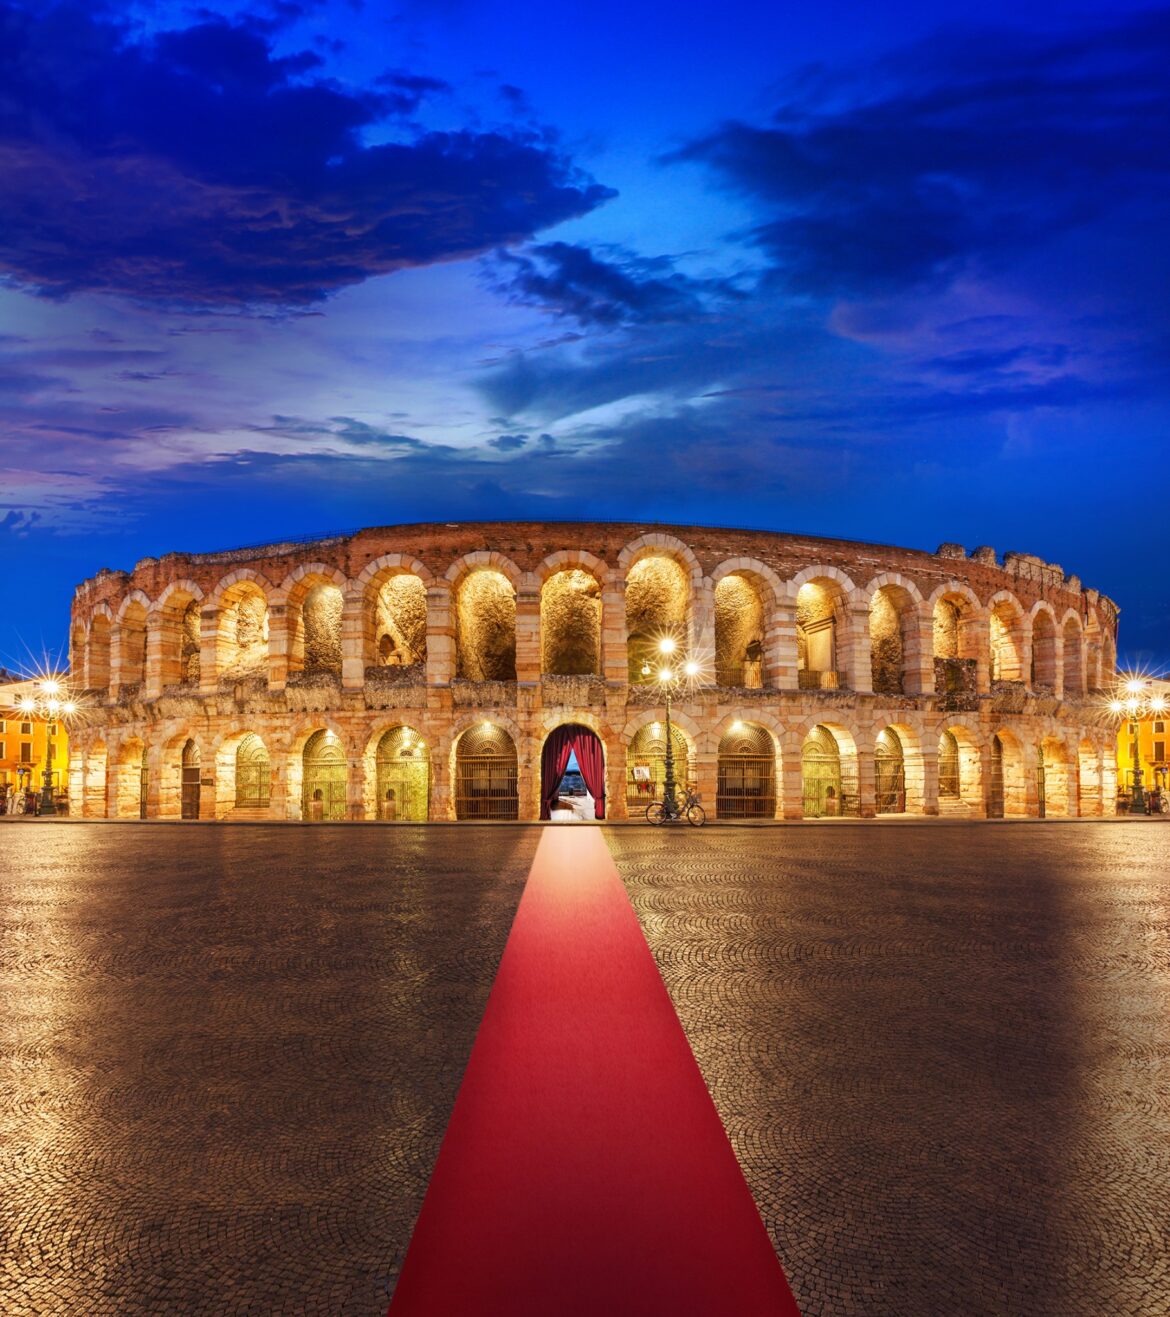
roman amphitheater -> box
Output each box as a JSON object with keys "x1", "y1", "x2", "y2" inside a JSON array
[{"x1": 67, "y1": 521, "x2": 1120, "y2": 823}]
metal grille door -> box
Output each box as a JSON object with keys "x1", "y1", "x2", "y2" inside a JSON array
[
  {"x1": 626, "y1": 724, "x2": 689, "y2": 812},
  {"x1": 376, "y1": 726, "x2": 430, "y2": 821},
  {"x1": 235, "y1": 733, "x2": 271, "y2": 808},
  {"x1": 987, "y1": 736, "x2": 1004, "y2": 818},
  {"x1": 303, "y1": 729, "x2": 347, "y2": 821},
  {"x1": 180, "y1": 739, "x2": 200, "y2": 820},
  {"x1": 716, "y1": 724, "x2": 775, "y2": 819},
  {"x1": 455, "y1": 725, "x2": 518, "y2": 820}
]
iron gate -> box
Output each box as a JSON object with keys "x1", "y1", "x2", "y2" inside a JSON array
[
  {"x1": 303, "y1": 729, "x2": 347, "y2": 821},
  {"x1": 235, "y1": 733, "x2": 271, "y2": 809},
  {"x1": 180, "y1": 740, "x2": 200, "y2": 819},
  {"x1": 874, "y1": 728, "x2": 905, "y2": 814},
  {"x1": 626, "y1": 723, "x2": 690, "y2": 812},
  {"x1": 716, "y1": 723, "x2": 775, "y2": 819},
  {"x1": 454, "y1": 725, "x2": 518, "y2": 820},
  {"x1": 375, "y1": 726, "x2": 430, "y2": 821}
]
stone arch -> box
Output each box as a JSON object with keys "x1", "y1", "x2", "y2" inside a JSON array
[
  {"x1": 865, "y1": 575, "x2": 924, "y2": 696},
  {"x1": 453, "y1": 567, "x2": 517, "y2": 681},
  {"x1": 156, "y1": 580, "x2": 204, "y2": 688},
  {"x1": 874, "y1": 722, "x2": 925, "y2": 814},
  {"x1": 988, "y1": 591, "x2": 1026, "y2": 682},
  {"x1": 791, "y1": 570, "x2": 852, "y2": 690},
  {"x1": 70, "y1": 619, "x2": 87, "y2": 686},
  {"x1": 624, "y1": 715, "x2": 693, "y2": 814},
  {"x1": 1099, "y1": 630, "x2": 1117, "y2": 690},
  {"x1": 1061, "y1": 613, "x2": 1085, "y2": 697},
  {"x1": 800, "y1": 722, "x2": 859, "y2": 817},
  {"x1": 541, "y1": 565, "x2": 603, "y2": 676},
  {"x1": 300, "y1": 726, "x2": 348, "y2": 821},
  {"x1": 357, "y1": 556, "x2": 432, "y2": 672},
  {"x1": 938, "y1": 724, "x2": 983, "y2": 815},
  {"x1": 617, "y1": 533, "x2": 703, "y2": 587},
  {"x1": 363, "y1": 723, "x2": 431, "y2": 821},
  {"x1": 534, "y1": 548, "x2": 611, "y2": 587},
  {"x1": 211, "y1": 573, "x2": 272, "y2": 682},
  {"x1": 210, "y1": 728, "x2": 272, "y2": 817},
  {"x1": 716, "y1": 720, "x2": 778, "y2": 819},
  {"x1": 539, "y1": 722, "x2": 607, "y2": 820},
  {"x1": 988, "y1": 727, "x2": 1027, "y2": 818},
  {"x1": 281, "y1": 565, "x2": 347, "y2": 678},
  {"x1": 87, "y1": 606, "x2": 113, "y2": 693},
  {"x1": 625, "y1": 554, "x2": 692, "y2": 683},
  {"x1": 1029, "y1": 604, "x2": 1059, "y2": 691},
  {"x1": 444, "y1": 550, "x2": 524, "y2": 591},
  {"x1": 452, "y1": 721, "x2": 519, "y2": 820},
  {"x1": 114, "y1": 592, "x2": 150, "y2": 689},
  {"x1": 713, "y1": 573, "x2": 766, "y2": 689}
]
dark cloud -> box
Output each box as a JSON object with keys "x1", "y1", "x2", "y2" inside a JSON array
[
  {"x1": 671, "y1": 9, "x2": 1170, "y2": 297},
  {"x1": 0, "y1": 3, "x2": 613, "y2": 306},
  {"x1": 487, "y1": 433, "x2": 527, "y2": 450},
  {"x1": 490, "y1": 241, "x2": 736, "y2": 327}
]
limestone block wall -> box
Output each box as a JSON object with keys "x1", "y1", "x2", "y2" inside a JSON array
[{"x1": 67, "y1": 521, "x2": 1119, "y2": 821}]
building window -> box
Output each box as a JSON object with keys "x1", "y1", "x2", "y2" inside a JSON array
[
  {"x1": 20, "y1": 721, "x2": 32, "y2": 735},
  {"x1": 20, "y1": 743, "x2": 32, "y2": 763},
  {"x1": 1155, "y1": 741, "x2": 1166, "y2": 762},
  {"x1": 0, "y1": 741, "x2": 5, "y2": 759},
  {"x1": 1155, "y1": 721, "x2": 1165, "y2": 734},
  {"x1": 0, "y1": 719, "x2": 6, "y2": 732},
  {"x1": 48, "y1": 722, "x2": 57, "y2": 735}
]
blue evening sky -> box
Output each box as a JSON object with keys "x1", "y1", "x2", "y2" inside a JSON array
[{"x1": 1, "y1": 0, "x2": 1167, "y2": 670}]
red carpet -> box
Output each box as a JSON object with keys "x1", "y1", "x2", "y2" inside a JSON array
[{"x1": 388, "y1": 828, "x2": 801, "y2": 1316}]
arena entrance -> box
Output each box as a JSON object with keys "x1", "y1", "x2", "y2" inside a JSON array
[
  {"x1": 540, "y1": 724, "x2": 605, "y2": 820},
  {"x1": 454, "y1": 725, "x2": 519, "y2": 820},
  {"x1": 626, "y1": 722, "x2": 689, "y2": 814},
  {"x1": 716, "y1": 723, "x2": 776, "y2": 819},
  {"x1": 303, "y1": 730, "x2": 347, "y2": 821},
  {"x1": 801, "y1": 725, "x2": 857, "y2": 817},
  {"x1": 180, "y1": 740, "x2": 201, "y2": 819},
  {"x1": 235, "y1": 734, "x2": 271, "y2": 809},
  {"x1": 375, "y1": 726, "x2": 430, "y2": 821},
  {"x1": 875, "y1": 728, "x2": 906, "y2": 814}
]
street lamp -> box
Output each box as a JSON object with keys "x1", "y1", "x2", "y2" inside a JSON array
[
  {"x1": 14, "y1": 673, "x2": 79, "y2": 815},
  {"x1": 1106, "y1": 674, "x2": 1168, "y2": 814},
  {"x1": 641, "y1": 636, "x2": 701, "y2": 813}
]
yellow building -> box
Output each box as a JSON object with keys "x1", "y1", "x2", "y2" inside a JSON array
[
  {"x1": 1113, "y1": 676, "x2": 1170, "y2": 807},
  {"x1": 0, "y1": 671, "x2": 71, "y2": 811}
]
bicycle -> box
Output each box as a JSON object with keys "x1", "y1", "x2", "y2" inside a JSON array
[{"x1": 646, "y1": 787, "x2": 706, "y2": 827}]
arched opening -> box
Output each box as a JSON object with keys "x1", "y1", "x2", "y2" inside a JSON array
[
  {"x1": 215, "y1": 582, "x2": 269, "y2": 681},
  {"x1": 235, "y1": 733, "x2": 271, "y2": 809},
  {"x1": 84, "y1": 743, "x2": 108, "y2": 817},
  {"x1": 454, "y1": 724, "x2": 518, "y2": 820},
  {"x1": 716, "y1": 722, "x2": 776, "y2": 819},
  {"x1": 796, "y1": 580, "x2": 844, "y2": 690},
  {"x1": 1036, "y1": 742, "x2": 1047, "y2": 817},
  {"x1": 939, "y1": 729, "x2": 961, "y2": 800},
  {"x1": 371, "y1": 574, "x2": 427, "y2": 671},
  {"x1": 626, "y1": 721, "x2": 689, "y2": 813},
  {"x1": 375, "y1": 726, "x2": 430, "y2": 821},
  {"x1": 874, "y1": 727, "x2": 906, "y2": 814},
  {"x1": 870, "y1": 586, "x2": 917, "y2": 695},
  {"x1": 988, "y1": 730, "x2": 1026, "y2": 818},
  {"x1": 157, "y1": 592, "x2": 202, "y2": 688},
  {"x1": 1099, "y1": 632, "x2": 1116, "y2": 690},
  {"x1": 989, "y1": 600, "x2": 1025, "y2": 682},
  {"x1": 801, "y1": 725, "x2": 857, "y2": 817},
  {"x1": 302, "y1": 729, "x2": 347, "y2": 821},
  {"x1": 88, "y1": 615, "x2": 111, "y2": 692},
  {"x1": 541, "y1": 570, "x2": 601, "y2": 676},
  {"x1": 287, "y1": 580, "x2": 343, "y2": 677},
  {"x1": 541, "y1": 723, "x2": 606, "y2": 820},
  {"x1": 1030, "y1": 610, "x2": 1057, "y2": 691},
  {"x1": 115, "y1": 600, "x2": 148, "y2": 690},
  {"x1": 1077, "y1": 739, "x2": 1101, "y2": 816},
  {"x1": 180, "y1": 739, "x2": 201, "y2": 819},
  {"x1": 715, "y1": 575, "x2": 765, "y2": 688},
  {"x1": 1062, "y1": 619, "x2": 1083, "y2": 697},
  {"x1": 626, "y1": 556, "x2": 689, "y2": 683},
  {"x1": 456, "y1": 570, "x2": 517, "y2": 681},
  {"x1": 139, "y1": 746, "x2": 149, "y2": 819},
  {"x1": 113, "y1": 739, "x2": 145, "y2": 818},
  {"x1": 938, "y1": 727, "x2": 982, "y2": 816}
]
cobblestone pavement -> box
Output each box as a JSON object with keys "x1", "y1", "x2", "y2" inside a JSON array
[
  {"x1": 3, "y1": 824, "x2": 1168, "y2": 1316},
  {"x1": 0, "y1": 825, "x2": 537, "y2": 1317},
  {"x1": 608, "y1": 823, "x2": 1170, "y2": 1317}
]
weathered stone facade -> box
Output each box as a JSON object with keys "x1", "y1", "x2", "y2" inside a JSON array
[{"x1": 68, "y1": 521, "x2": 1119, "y2": 821}]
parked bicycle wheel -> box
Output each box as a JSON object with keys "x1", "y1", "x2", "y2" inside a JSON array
[
  {"x1": 686, "y1": 803, "x2": 706, "y2": 827},
  {"x1": 646, "y1": 801, "x2": 666, "y2": 825}
]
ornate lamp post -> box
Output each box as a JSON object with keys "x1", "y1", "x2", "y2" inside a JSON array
[
  {"x1": 15, "y1": 675, "x2": 78, "y2": 816},
  {"x1": 642, "y1": 637, "x2": 700, "y2": 813},
  {"x1": 1107, "y1": 675, "x2": 1167, "y2": 815}
]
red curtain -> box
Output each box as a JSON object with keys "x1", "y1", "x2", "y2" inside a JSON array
[{"x1": 540, "y1": 724, "x2": 606, "y2": 820}]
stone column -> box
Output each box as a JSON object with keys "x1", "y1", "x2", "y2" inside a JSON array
[
  {"x1": 844, "y1": 606, "x2": 873, "y2": 693},
  {"x1": 772, "y1": 598, "x2": 799, "y2": 691},
  {"x1": 780, "y1": 733, "x2": 805, "y2": 819},
  {"x1": 347, "y1": 746, "x2": 367, "y2": 820},
  {"x1": 517, "y1": 733, "x2": 541, "y2": 820},
  {"x1": 430, "y1": 749, "x2": 453, "y2": 821},
  {"x1": 903, "y1": 605, "x2": 934, "y2": 695},
  {"x1": 340, "y1": 589, "x2": 366, "y2": 690},
  {"x1": 514, "y1": 589, "x2": 541, "y2": 685},
  {"x1": 267, "y1": 604, "x2": 290, "y2": 690},
  {"x1": 1052, "y1": 631, "x2": 1065, "y2": 700},
  {"x1": 969, "y1": 615, "x2": 991, "y2": 695},
  {"x1": 1023, "y1": 744, "x2": 1040, "y2": 818},
  {"x1": 856, "y1": 747, "x2": 876, "y2": 818},
  {"x1": 270, "y1": 753, "x2": 289, "y2": 821},
  {"x1": 143, "y1": 742, "x2": 162, "y2": 818},
  {"x1": 199, "y1": 608, "x2": 222, "y2": 694},
  {"x1": 606, "y1": 733, "x2": 628, "y2": 820},
  {"x1": 692, "y1": 577, "x2": 715, "y2": 665},
  {"x1": 601, "y1": 585, "x2": 628, "y2": 686},
  {"x1": 144, "y1": 611, "x2": 166, "y2": 699},
  {"x1": 694, "y1": 750, "x2": 718, "y2": 817},
  {"x1": 426, "y1": 583, "x2": 455, "y2": 687},
  {"x1": 920, "y1": 745, "x2": 939, "y2": 816}
]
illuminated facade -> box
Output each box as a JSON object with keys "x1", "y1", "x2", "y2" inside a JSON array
[
  {"x1": 0, "y1": 673, "x2": 71, "y2": 804},
  {"x1": 67, "y1": 522, "x2": 1119, "y2": 821},
  {"x1": 1113, "y1": 677, "x2": 1170, "y2": 802}
]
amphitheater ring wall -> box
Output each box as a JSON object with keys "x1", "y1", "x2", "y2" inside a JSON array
[{"x1": 67, "y1": 522, "x2": 1119, "y2": 822}]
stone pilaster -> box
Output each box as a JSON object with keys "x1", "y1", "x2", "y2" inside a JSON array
[
  {"x1": 267, "y1": 604, "x2": 289, "y2": 690},
  {"x1": 514, "y1": 589, "x2": 541, "y2": 684},
  {"x1": 601, "y1": 586, "x2": 627, "y2": 686},
  {"x1": 425, "y1": 584, "x2": 454, "y2": 687},
  {"x1": 856, "y1": 747, "x2": 876, "y2": 818},
  {"x1": 144, "y1": 611, "x2": 166, "y2": 699},
  {"x1": 920, "y1": 746, "x2": 939, "y2": 816},
  {"x1": 340, "y1": 589, "x2": 365, "y2": 690},
  {"x1": 199, "y1": 608, "x2": 221, "y2": 694},
  {"x1": 772, "y1": 599, "x2": 799, "y2": 691}
]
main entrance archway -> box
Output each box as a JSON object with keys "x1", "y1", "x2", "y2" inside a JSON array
[
  {"x1": 540, "y1": 724, "x2": 605, "y2": 820},
  {"x1": 303, "y1": 729, "x2": 347, "y2": 821}
]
